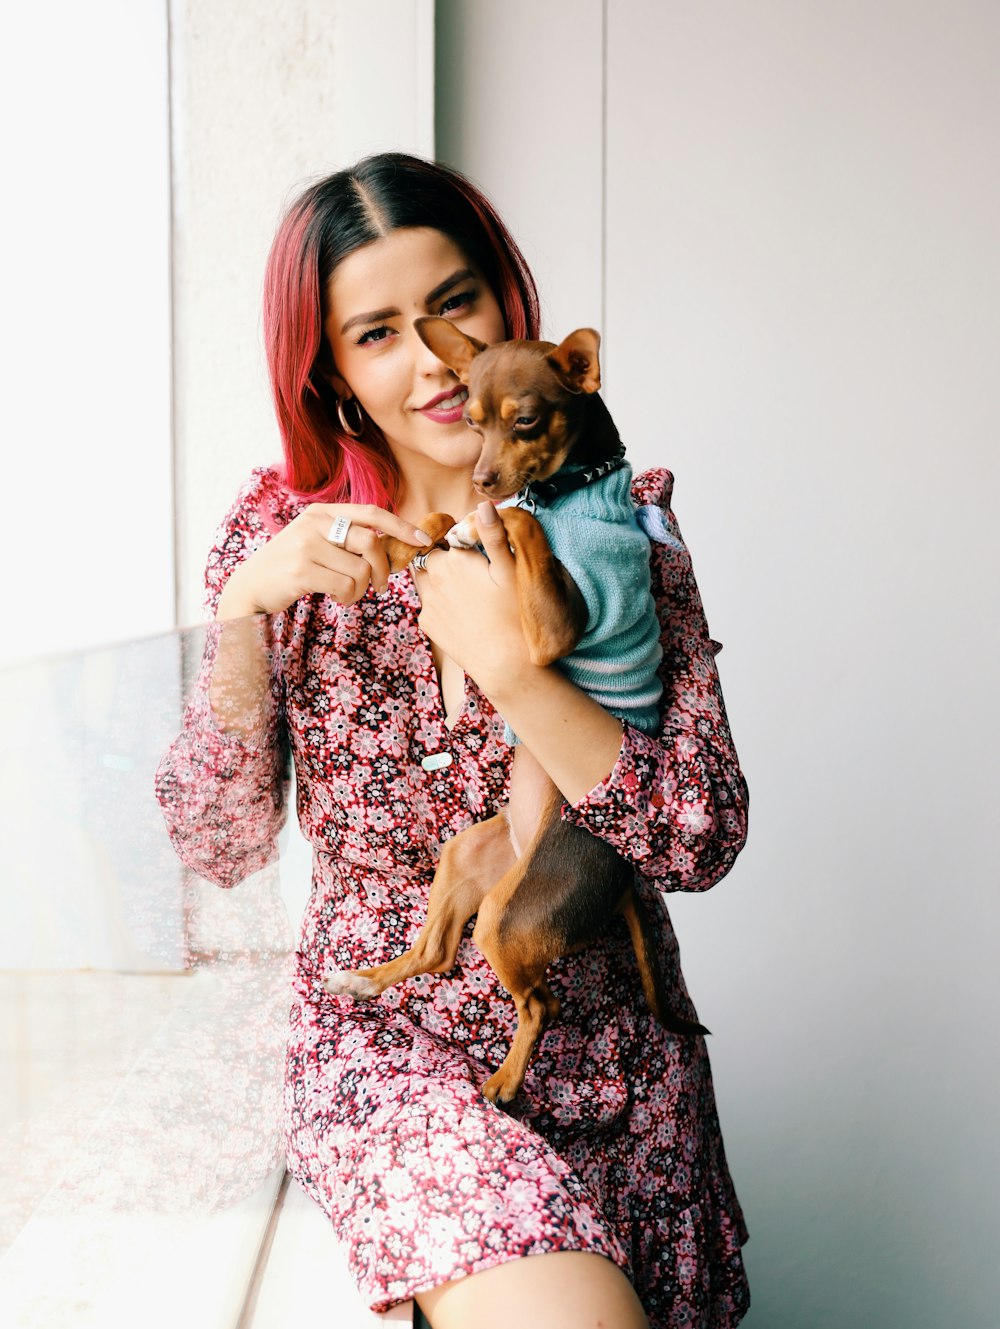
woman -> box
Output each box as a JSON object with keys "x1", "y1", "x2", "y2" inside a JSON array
[{"x1": 157, "y1": 152, "x2": 750, "y2": 1328}]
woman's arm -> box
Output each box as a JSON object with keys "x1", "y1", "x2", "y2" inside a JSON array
[
  {"x1": 155, "y1": 471, "x2": 294, "y2": 889},
  {"x1": 156, "y1": 468, "x2": 438, "y2": 889},
  {"x1": 154, "y1": 618, "x2": 291, "y2": 891},
  {"x1": 414, "y1": 478, "x2": 748, "y2": 894}
]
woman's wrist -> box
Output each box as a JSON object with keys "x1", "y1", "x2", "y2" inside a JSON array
[
  {"x1": 481, "y1": 664, "x2": 624, "y2": 805},
  {"x1": 216, "y1": 566, "x2": 265, "y2": 621}
]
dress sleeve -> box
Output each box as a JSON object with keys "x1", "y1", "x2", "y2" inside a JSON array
[
  {"x1": 154, "y1": 469, "x2": 294, "y2": 890},
  {"x1": 560, "y1": 468, "x2": 749, "y2": 893}
]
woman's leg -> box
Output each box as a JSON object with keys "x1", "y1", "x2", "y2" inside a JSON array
[{"x1": 415, "y1": 1250, "x2": 649, "y2": 1329}]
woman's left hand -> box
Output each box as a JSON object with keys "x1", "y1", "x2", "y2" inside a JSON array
[
  {"x1": 413, "y1": 502, "x2": 534, "y2": 696},
  {"x1": 416, "y1": 501, "x2": 625, "y2": 801}
]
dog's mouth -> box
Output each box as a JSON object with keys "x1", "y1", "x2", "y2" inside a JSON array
[
  {"x1": 472, "y1": 475, "x2": 522, "y2": 501},
  {"x1": 473, "y1": 457, "x2": 569, "y2": 501}
]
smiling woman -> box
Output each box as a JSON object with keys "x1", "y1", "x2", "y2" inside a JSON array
[
  {"x1": 157, "y1": 152, "x2": 751, "y2": 1329},
  {"x1": 321, "y1": 228, "x2": 507, "y2": 518},
  {"x1": 261, "y1": 155, "x2": 539, "y2": 513}
]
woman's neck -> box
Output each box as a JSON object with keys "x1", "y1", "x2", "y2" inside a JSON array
[{"x1": 395, "y1": 470, "x2": 481, "y2": 528}]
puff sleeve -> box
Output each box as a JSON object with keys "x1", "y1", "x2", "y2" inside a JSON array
[
  {"x1": 154, "y1": 469, "x2": 298, "y2": 889},
  {"x1": 561, "y1": 468, "x2": 748, "y2": 893}
]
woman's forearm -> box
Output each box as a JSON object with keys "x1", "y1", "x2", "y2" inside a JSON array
[
  {"x1": 208, "y1": 613, "x2": 275, "y2": 742},
  {"x1": 481, "y1": 664, "x2": 624, "y2": 805}
]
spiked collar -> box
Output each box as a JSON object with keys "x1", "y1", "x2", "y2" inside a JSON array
[{"x1": 512, "y1": 441, "x2": 627, "y2": 510}]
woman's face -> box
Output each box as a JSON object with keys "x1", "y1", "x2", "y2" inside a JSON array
[{"x1": 323, "y1": 227, "x2": 507, "y2": 480}]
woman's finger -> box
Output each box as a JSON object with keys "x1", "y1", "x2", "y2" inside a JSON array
[
  {"x1": 311, "y1": 510, "x2": 403, "y2": 592},
  {"x1": 311, "y1": 540, "x2": 394, "y2": 598},
  {"x1": 334, "y1": 524, "x2": 392, "y2": 591},
  {"x1": 410, "y1": 545, "x2": 447, "y2": 579},
  {"x1": 475, "y1": 502, "x2": 516, "y2": 587},
  {"x1": 309, "y1": 503, "x2": 433, "y2": 549},
  {"x1": 306, "y1": 556, "x2": 370, "y2": 606}
]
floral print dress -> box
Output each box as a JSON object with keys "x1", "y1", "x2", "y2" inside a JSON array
[{"x1": 156, "y1": 465, "x2": 751, "y2": 1328}]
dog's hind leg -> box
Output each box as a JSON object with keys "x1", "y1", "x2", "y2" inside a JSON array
[
  {"x1": 324, "y1": 812, "x2": 516, "y2": 1000},
  {"x1": 472, "y1": 858, "x2": 564, "y2": 1106},
  {"x1": 475, "y1": 913, "x2": 561, "y2": 1106}
]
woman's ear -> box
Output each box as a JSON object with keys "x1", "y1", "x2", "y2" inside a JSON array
[{"x1": 312, "y1": 340, "x2": 351, "y2": 397}]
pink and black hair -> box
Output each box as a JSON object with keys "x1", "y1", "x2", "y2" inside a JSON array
[{"x1": 262, "y1": 153, "x2": 541, "y2": 509}]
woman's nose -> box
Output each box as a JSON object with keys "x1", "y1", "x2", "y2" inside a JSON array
[{"x1": 412, "y1": 324, "x2": 454, "y2": 376}]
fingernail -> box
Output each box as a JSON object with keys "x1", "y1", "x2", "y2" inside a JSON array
[
  {"x1": 478, "y1": 502, "x2": 498, "y2": 526},
  {"x1": 414, "y1": 528, "x2": 432, "y2": 545}
]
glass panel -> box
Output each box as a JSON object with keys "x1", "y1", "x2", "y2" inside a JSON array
[{"x1": 0, "y1": 619, "x2": 304, "y2": 1323}]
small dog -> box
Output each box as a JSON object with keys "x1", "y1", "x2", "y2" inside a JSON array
[{"x1": 325, "y1": 321, "x2": 707, "y2": 1104}]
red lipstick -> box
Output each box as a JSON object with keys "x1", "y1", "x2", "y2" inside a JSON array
[{"x1": 418, "y1": 386, "x2": 468, "y2": 424}]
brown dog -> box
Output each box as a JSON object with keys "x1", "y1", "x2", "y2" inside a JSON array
[{"x1": 324, "y1": 321, "x2": 707, "y2": 1104}]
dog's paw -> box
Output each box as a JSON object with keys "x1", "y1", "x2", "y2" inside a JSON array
[
  {"x1": 446, "y1": 516, "x2": 480, "y2": 549},
  {"x1": 481, "y1": 1067, "x2": 525, "y2": 1106},
  {"x1": 323, "y1": 970, "x2": 380, "y2": 1000}
]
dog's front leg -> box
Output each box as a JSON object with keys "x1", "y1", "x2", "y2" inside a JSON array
[
  {"x1": 324, "y1": 812, "x2": 516, "y2": 1000},
  {"x1": 448, "y1": 507, "x2": 587, "y2": 665},
  {"x1": 381, "y1": 511, "x2": 456, "y2": 573}
]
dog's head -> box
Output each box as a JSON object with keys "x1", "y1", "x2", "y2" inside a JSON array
[{"x1": 414, "y1": 318, "x2": 606, "y2": 499}]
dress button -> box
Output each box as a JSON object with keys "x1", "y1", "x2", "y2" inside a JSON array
[{"x1": 421, "y1": 751, "x2": 453, "y2": 771}]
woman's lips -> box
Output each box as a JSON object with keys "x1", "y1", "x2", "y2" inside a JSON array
[{"x1": 417, "y1": 386, "x2": 468, "y2": 423}]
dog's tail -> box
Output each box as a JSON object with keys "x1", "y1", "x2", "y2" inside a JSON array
[{"x1": 619, "y1": 887, "x2": 710, "y2": 1037}]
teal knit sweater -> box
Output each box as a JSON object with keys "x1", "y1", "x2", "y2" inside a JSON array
[{"x1": 501, "y1": 462, "x2": 663, "y2": 742}]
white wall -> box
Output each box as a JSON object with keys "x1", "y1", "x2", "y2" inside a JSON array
[
  {"x1": 170, "y1": 0, "x2": 434, "y2": 626},
  {"x1": 439, "y1": 3, "x2": 1000, "y2": 1326},
  {"x1": 435, "y1": 0, "x2": 605, "y2": 342},
  {"x1": 0, "y1": 0, "x2": 173, "y2": 667}
]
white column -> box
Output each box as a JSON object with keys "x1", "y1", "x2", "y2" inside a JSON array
[
  {"x1": 0, "y1": 0, "x2": 173, "y2": 665},
  {"x1": 170, "y1": 0, "x2": 435, "y2": 626}
]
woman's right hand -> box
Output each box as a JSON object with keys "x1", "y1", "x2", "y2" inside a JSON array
[{"x1": 216, "y1": 504, "x2": 433, "y2": 620}]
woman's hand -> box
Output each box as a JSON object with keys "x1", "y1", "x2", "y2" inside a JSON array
[
  {"x1": 416, "y1": 502, "x2": 624, "y2": 803},
  {"x1": 413, "y1": 503, "x2": 532, "y2": 695},
  {"x1": 217, "y1": 504, "x2": 433, "y2": 620}
]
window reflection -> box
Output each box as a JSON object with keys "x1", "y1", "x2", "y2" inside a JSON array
[{"x1": 0, "y1": 623, "x2": 300, "y2": 1318}]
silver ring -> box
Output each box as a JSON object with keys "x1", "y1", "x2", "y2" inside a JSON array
[
  {"x1": 326, "y1": 516, "x2": 351, "y2": 547},
  {"x1": 412, "y1": 552, "x2": 431, "y2": 572}
]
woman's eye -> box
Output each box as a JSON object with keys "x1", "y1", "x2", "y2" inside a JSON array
[
  {"x1": 439, "y1": 290, "x2": 475, "y2": 316},
  {"x1": 356, "y1": 325, "x2": 393, "y2": 347}
]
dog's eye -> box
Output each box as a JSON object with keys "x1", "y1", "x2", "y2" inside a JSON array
[
  {"x1": 513, "y1": 416, "x2": 539, "y2": 430},
  {"x1": 463, "y1": 415, "x2": 481, "y2": 430}
]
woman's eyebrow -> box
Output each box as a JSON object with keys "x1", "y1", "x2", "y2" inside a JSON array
[
  {"x1": 341, "y1": 306, "x2": 397, "y2": 335},
  {"x1": 339, "y1": 268, "x2": 475, "y2": 336},
  {"x1": 424, "y1": 268, "x2": 475, "y2": 304}
]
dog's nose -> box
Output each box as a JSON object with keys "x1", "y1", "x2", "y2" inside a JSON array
[{"x1": 473, "y1": 470, "x2": 500, "y2": 493}]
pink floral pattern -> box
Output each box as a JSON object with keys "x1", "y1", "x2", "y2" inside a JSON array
[{"x1": 156, "y1": 466, "x2": 750, "y2": 1327}]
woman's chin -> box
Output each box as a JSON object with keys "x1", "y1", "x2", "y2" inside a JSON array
[{"x1": 388, "y1": 422, "x2": 485, "y2": 472}]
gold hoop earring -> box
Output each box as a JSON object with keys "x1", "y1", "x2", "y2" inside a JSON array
[{"x1": 336, "y1": 395, "x2": 364, "y2": 438}]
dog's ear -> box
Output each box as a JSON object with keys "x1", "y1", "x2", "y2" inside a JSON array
[
  {"x1": 546, "y1": 328, "x2": 602, "y2": 394},
  {"x1": 414, "y1": 316, "x2": 488, "y2": 379}
]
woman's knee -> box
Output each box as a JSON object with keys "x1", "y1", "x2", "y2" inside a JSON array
[{"x1": 414, "y1": 1249, "x2": 648, "y2": 1329}]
